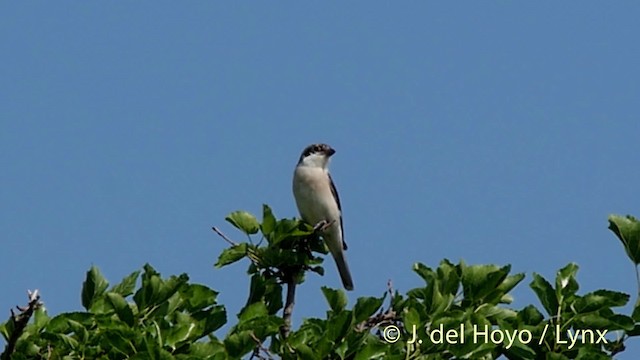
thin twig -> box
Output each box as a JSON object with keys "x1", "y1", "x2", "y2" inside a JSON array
[
  {"x1": 249, "y1": 331, "x2": 273, "y2": 359},
  {"x1": 355, "y1": 280, "x2": 400, "y2": 333},
  {"x1": 212, "y1": 226, "x2": 238, "y2": 246},
  {"x1": 355, "y1": 310, "x2": 399, "y2": 332},
  {"x1": 2, "y1": 290, "x2": 43, "y2": 360},
  {"x1": 634, "y1": 265, "x2": 640, "y2": 301}
]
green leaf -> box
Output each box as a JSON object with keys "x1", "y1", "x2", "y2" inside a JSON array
[
  {"x1": 159, "y1": 274, "x2": 189, "y2": 304},
  {"x1": 263, "y1": 279, "x2": 283, "y2": 315},
  {"x1": 482, "y1": 272, "x2": 525, "y2": 305},
  {"x1": 0, "y1": 320, "x2": 12, "y2": 342},
  {"x1": 530, "y1": 273, "x2": 558, "y2": 316},
  {"x1": 546, "y1": 352, "x2": 571, "y2": 360},
  {"x1": 189, "y1": 341, "x2": 227, "y2": 357},
  {"x1": 81, "y1": 265, "x2": 109, "y2": 310},
  {"x1": 436, "y1": 259, "x2": 461, "y2": 296},
  {"x1": 310, "y1": 265, "x2": 325, "y2": 276},
  {"x1": 608, "y1": 214, "x2": 640, "y2": 264},
  {"x1": 133, "y1": 271, "x2": 161, "y2": 311},
  {"x1": 321, "y1": 287, "x2": 347, "y2": 312},
  {"x1": 164, "y1": 289, "x2": 184, "y2": 315},
  {"x1": 226, "y1": 210, "x2": 260, "y2": 235},
  {"x1": 102, "y1": 327, "x2": 136, "y2": 356},
  {"x1": 133, "y1": 265, "x2": 189, "y2": 312},
  {"x1": 447, "y1": 318, "x2": 495, "y2": 358},
  {"x1": 574, "y1": 290, "x2": 629, "y2": 313},
  {"x1": 131, "y1": 347, "x2": 174, "y2": 360},
  {"x1": 607, "y1": 314, "x2": 635, "y2": 331},
  {"x1": 238, "y1": 302, "x2": 268, "y2": 322},
  {"x1": 293, "y1": 343, "x2": 322, "y2": 359},
  {"x1": 166, "y1": 312, "x2": 199, "y2": 348},
  {"x1": 43, "y1": 333, "x2": 80, "y2": 350},
  {"x1": 412, "y1": 262, "x2": 435, "y2": 282},
  {"x1": 270, "y1": 218, "x2": 315, "y2": 246},
  {"x1": 224, "y1": 330, "x2": 255, "y2": 358},
  {"x1": 555, "y1": 263, "x2": 579, "y2": 299},
  {"x1": 460, "y1": 263, "x2": 510, "y2": 303},
  {"x1": 354, "y1": 341, "x2": 388, "y2": 360},
  {"x1": 506, "y1": 344, "x2": 537, "y2": 360},
  {"x1": 575, "y1": 346, "x2": 610, "y2": 359},
  {"x1": 495, "y1": 273, "x2": 525, "y2": 296},
  {"x1": 627, "y1": 324, "x2": 640, "y2": 336},
  {"x1": 633, "y1": 301, "x2": 640, "y2": 322},
  {"x1": 182, "y1": 284, "x2": 219, "y2": 310},
  {"x1": 326, "y1": 310, "x2": 352, "y2": 342},
  {"x1": 288, "y1": 320, "x2": 324, "y2": 352},
  {"x1": 215, "y1": 243, "x2": 248, "y2": 268},
  {"x1": 402, "y1": 307, "x2": 421, "y2": 333},
  {"x1": 353, "y1": 296, "x2": 384, "y2": 323},
  {"x1": 67, "y1": 319, "x2": 88, "y2": 342},
  {"x1": 45, "y1": 312, "x2": 92, "y2": 334},
  {"x1": 106, "y1": 292, "x2": 135, "y2": 327},
  {"x1": 476, "y1": 305, "x2": 517, "y2": 322},
  {"x1": 246, "y1": 274, "x2": 266, "y2": 306},
  {"x1": 46, "y1": 314, "x2": 71, "y2": 333},
  {"x1": 88, "y1": 296, "x2": 112, "y2": 315},
  {"x1": 431, "y1": 291, "x2": 455, "y2": 316},
  {"x1": 33, "y1": 306, "x2": 50, "y2": 329},
  {"x1": 192, "y1": 304, "x2": 227, "y2": 334},
  {"x1": 261, "y1": 204, "x2": 276, "y2": 236},
  {"x1": 111, "y1": 270, "x2": 140, "y2": 296},
  {"x1": 517, "y1": 305, "x2": 544, "y2": 325},
  {"x1": 575, "y1": 313, "x2": 634, "y2": 331}
]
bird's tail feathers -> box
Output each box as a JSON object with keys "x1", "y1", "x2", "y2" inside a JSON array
[{"x1": 332, "y1": 251, "x2": 354, "y2": 291}]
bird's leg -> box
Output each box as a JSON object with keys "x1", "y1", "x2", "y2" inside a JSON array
[{"x1": 313, "y1": 219, "x2": 335, "y2": 232}]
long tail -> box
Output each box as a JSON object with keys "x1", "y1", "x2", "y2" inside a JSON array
[{"x1": 332, "y1": 251, "x2": 354, "y2": 291}]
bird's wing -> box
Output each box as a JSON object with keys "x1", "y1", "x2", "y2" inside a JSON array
[{"x1": 328, "y1": 172, "x2": 347, "y2": 250}]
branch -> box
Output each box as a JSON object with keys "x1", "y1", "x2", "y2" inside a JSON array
[
  {"x1": 211, "y1": 226, "x2": 238, "y2": 246},
  {"x1": 355, "y1": 280, "x2": 400, "y2": 333},
  {"x1": 2, "y1": 290, "x2": 43, "y2": 360},
  {"x1": 281, "y1": 274, "x2": 297, "y2": 339},
  {"x1": 249, "y1": 331, "x2": 274, "y2": 359},
  {"x1": 280, "y1": 219, "x2": 333, "y2": 339}
]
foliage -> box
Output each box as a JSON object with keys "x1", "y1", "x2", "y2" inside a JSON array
[
  {"x1": 2, "y1": 207, "x2": 640, "y2": 359},
  {"x1": 1, "y1": 265, "x2": 226, "y2": 359}
]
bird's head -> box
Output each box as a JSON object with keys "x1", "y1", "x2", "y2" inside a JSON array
[{"x1": 297, "y1": 143, "x2": 335, "y2": 169}]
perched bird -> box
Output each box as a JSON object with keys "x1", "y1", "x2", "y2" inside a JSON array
[{"x1": 292, "y1": 143, "x2": 354, "y2": 291}]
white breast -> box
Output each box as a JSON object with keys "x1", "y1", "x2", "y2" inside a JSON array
[{"x1": 293, "y1": 166, "x2": 340, "y2": 226}]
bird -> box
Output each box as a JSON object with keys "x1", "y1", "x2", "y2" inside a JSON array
[{"x1": 292, "y1": 143, "x2": 354, "y2": 291}]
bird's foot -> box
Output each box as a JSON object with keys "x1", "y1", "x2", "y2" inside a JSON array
[{"x1": 313, "y1": 219, "x2": 335, "y2": 232}]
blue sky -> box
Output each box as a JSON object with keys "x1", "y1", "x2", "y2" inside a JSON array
[{"x1": 2, "y1": 2, "x2": 640, "y2": 357}]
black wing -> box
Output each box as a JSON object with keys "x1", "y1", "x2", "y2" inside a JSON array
[{"x1": 328, "y1": 172, "x2": 347, "y2": 250}]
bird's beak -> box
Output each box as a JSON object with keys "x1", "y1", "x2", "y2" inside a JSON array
[{"x1": 327, "y1": 148, "x2": 336, "y2": 156}]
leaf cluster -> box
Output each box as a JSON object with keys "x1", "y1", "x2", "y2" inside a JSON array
[
  {"x1": 1, "y1": 265, "x2": 226, "y2": 359},
  {"x1": 2, "y1": 209, "x2": 640, "y2": 359},
  {"x1": 216, "y1": 205, "x2": 327, "y2": 315}
]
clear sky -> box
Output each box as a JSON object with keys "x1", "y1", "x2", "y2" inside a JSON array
[{"x1": 2, "y1": 2, "x2": 639, "y2": 357}]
